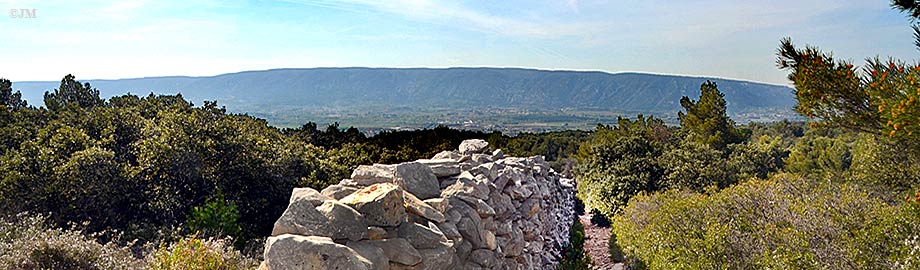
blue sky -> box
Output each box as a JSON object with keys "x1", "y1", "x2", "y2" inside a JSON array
[{"x1": 0, "y1": 0, "x2": 917, "y2": 84}]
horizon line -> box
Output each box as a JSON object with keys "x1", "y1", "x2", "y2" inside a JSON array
[{"x1": 11, "y1": 66, "x2": 793, "y2": 88}]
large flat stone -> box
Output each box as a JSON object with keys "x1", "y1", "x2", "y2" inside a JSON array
[
  {"x1": 393, "y1": 162, "x2": 440, "y2": 200},
  {"x1": 403, "y1": 191, "x2": 446, "y2": 223},
  {"x1": 340, "y1": 183, "x2": 407, "y2": 227},
  {"x1": 263, "y1": 235, "x2": 371, "y2": 270},
  {"x1": 316, "y1": 200, "x2": 368, "y2": 241}
]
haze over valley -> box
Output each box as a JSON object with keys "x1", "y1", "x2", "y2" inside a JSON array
[{"x1": 13, "y1": 67, "x2": 796, "y2": 132}]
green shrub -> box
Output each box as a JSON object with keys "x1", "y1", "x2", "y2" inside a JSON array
[
  {"x1": 0, "y1": 214, "x2": 141, "y2": 270},
  {"x1": 148, "y1": 235, "x2": 256, "y2": 270},
  {"x1": 589, "y1": 209, "x2": 611, "y2": 228},
  {"x1": 611, "y1": 174, "x2": 920, "y2": 270},
  {"x1": 558, "y1": 219, "x2": 591, "y2": 270},
  {"x1": 187, "y1": 191, "x2": 243, "y2": 242}
]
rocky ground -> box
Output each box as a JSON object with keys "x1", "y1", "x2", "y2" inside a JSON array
[{"x1": 579, "y1": 214, "x2": 623, "y2": 270}]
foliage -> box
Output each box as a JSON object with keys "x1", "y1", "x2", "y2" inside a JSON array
[
  {"x1": 558, "y1": 219, "x2": 592, "y2": 270},
  {"x1": 43, "y1": 74, "x2": 104, "y2": 111},
  {"x1": 783, "y1": 132, "x2": 853, "y2": 178},
  {"x1": 658, "y1": 138, "x2": 733, "y2": 192},
  {"x1": 849, "y1": 134, "x2": 920, "y2": 199},
  {"x1": 777, "y1": 2, "x2": 920, "y2": 140},
  {"x1": 148, "y1": 235, "x2": 256, "y2": 270},
  {"x1": 0, "y1": 78, "x2": 27, "y2": 110},
  {"x1": 611, "y1": 174, "x2": 920, "y2": 270},
  {"x1": 188, "y1": 191, "x2": 243, "y2": 242},
  {"x1": 589, "y1": 209, "x2": 611, "y2": 228},
  {"x1": 0, "y1": 214, "x2": 141, "y2": 270},
  {"x1": 678, "y1": 81, "x2": 747, "y2": 150},
  {"x1": 727, "y1": 135, "x2": 788, "y2": 180},
  {"x1": 576, "y1": 127, "x2": 665, "y2": 217}
]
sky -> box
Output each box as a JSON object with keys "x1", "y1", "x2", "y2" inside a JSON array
[{"x1": 0, "y1": 0, "x2": 918, "y2": 85}]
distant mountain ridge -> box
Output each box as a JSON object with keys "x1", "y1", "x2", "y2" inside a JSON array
[{"x1": 11, "y1": 67, "x2": 795, "y2": 125}]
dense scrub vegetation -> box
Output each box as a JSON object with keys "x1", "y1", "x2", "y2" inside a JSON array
[
  {"x1": 579, "y1": 2, "x2": 920, "y2": 268},
  {"x1": 0, "y1": 75, "x2": 592, "y2": 266},
  {"x1": 3, "y1": 3, "x2": 918, "y2": 268}
]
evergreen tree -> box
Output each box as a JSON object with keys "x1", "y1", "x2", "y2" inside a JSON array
[
  {"x1": 44, "y1": 74, "x2": 103, "y2": 111},
  {"x1": 0, "y1": 78, "x2": 27, "y2": 110},
  {"x1": 678, "y1": 81, "x2": 745, "y2": 150}
]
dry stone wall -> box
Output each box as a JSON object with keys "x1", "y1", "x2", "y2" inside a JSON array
[{"x1": 261, "y1": 139, "x2": 577, "y2": 270}]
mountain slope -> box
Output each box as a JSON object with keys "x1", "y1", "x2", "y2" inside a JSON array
[{"x1": 11, "y1": 67, "x2": 795, "y2": 127}]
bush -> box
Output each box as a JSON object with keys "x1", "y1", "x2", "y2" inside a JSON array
[
  {"x1": 611, "y1": 174, "x2": 920, "y2": 270},
  {"x1": 558, "y1": 219, "x2": 591, "y2": 270},
  {"x1": 148, "y1": 235, "x2": 256, "y2": 270},
  {"x1": 187, "y1": 191, "x2": 243, "y2": 242},
  {"x1": 0, "y1": 214, "x2": 141, "y2": 270},
  {"x1": 589, "y1": 209, "x2": 611, "y2": 228}
]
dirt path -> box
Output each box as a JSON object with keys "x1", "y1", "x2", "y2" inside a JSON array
[{"x1": 579, "y1": 214, "x2": 623, "y2": 270}]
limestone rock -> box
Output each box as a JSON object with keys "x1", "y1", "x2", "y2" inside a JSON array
[
  {"x1": 263, "y1": 141, "x2": 577, "y2": 270},
  {"x1": 422, "y1": 198, "x2": 449, "y2": 214},
  {"x1": 416, "y1": 246, "x2": 456, "y2": 270},
  {"x1": 469, "y1": 249, "x2": 498, "y2": 268},
  {"x1": 321, "y1": 184, "x2": 359, "y2": 200},
  {"x1": 316, "y1": 201, "x2": 368, "y2": 241},
  {"x1": 417, "y1": 159, "x2": 461, "y2": 177},
  {"x1": 340, "y1": 183, "x2": 407, "y2": 227},
  {"x1": 403, "y1": 191, "x2": 446, "y2": 223},
  {"x1": 393, "y1": 162, "x2": 440, "y2": 199},
  {"x1": 263, "y1": 235, "x2": 371, "y2": 270},
  {"x1": 432, "y1": 150, "x2": 461, "y2": 160},
  {"x1": 347, "y1": 241, "x2": 391, "y2": 270},
  {"x1": 351, "y1": 164, "x2": 396, "y2": 186},
  {"x1": 271, "y1": 198, "x2": 330, "y2": 237},
  {"x1": 358, "y1": 238, "x2": 423, "y2": 266},
  {"x1": 290, "y1": 187, "x2": 331, "y2": 206},
  {"x1": 492, "y1": 149, "x2": 505, "y2": 160},
  {"x1": 458, "y1": 139, "x2": 489, "y2": 155},
  {"x1": 397, "y1": 222, "x2": 451, "y2": 249},
  {"x1": 441, "y1": 178, "x2": 488, "y2": 201},
  {"x1": 367, "y1": 226, "x2": 387, "y2": 240}
]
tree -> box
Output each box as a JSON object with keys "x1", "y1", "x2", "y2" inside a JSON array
[
  {"x1": 44, "y1": 74, "x2": 103, "y2": 111},
  {"x1": 0, "y1": 78, "x2": 27, "y2": 110},
  {"x1": 776, "y1": 1, "x2": 920, "y2": 139},
  {"x1": 678, "y1": 81, "x2": 746, "y2": 150},
  {"x1": 576, "y1": 116, "x2": 670, "y2": 217}
]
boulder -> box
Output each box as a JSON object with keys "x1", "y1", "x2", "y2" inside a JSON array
[
  {"x1": 393, "y1": 162, "x2": 440, "y2": 199},
  {"x1": 416, "y1": 246, "x2": 456, "y2": 270},
  {"x1": 397, "y1": 222, "x2": 451, "y2": 249},
  {"x1": 432, "y1": 150, "x2": 461, "y2": 160},
  {"x1": 403, "y1": 191, "x2": 446, "y2": 223},
  {"x1": 422, "y1": 198, "x2": 449, "y2": 214},
  {"x1": 322, "y1": 184, "x2": 359, "y2": 200},
  {"x1": 340, "y1": 183, "x2": 407, "y2": 227},
  {"x1": 290, "y1": 187, "x2": 331, "y2": 206},
  {"x1": 417, "y1": 159, "x2": 461, "y2": 177},
  {"x1": 358, "y1": 238, "x2": 423, "y2": 266},
  {"x1": 263, "y1": 235, "x2": 371, "y2": 270},
  {"x1": 316, "y1": 201, "x2": 368, "y2": 241},
  {"x1": 271, "y1": 198, "x2": 330, "y2": 237},
  {"x1": 347, "y1": 241, "x2": 391, "y2": 270},
  {"x1": 492, "y1": 149, "x2": 505, "y2": 160},
  {"x1": 441, "y1": 178, "x2": 488, "y2": 201},
  {"x1": 458, "y1": 139, "x2": 489, "y2": 155},
  {"x1": 351, "y1": 164, "x2": 396, "y2": 185},
  {"x1": 367, "y1": 226, "x2": 387, "y2": 240},
  {"x1": 469, "y1": 249, "x2": 498, "y2": 268}
]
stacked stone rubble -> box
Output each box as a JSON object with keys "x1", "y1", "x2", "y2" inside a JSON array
[{"x1": 262, "y1": 139, "x2": 576, "y2": 270}]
